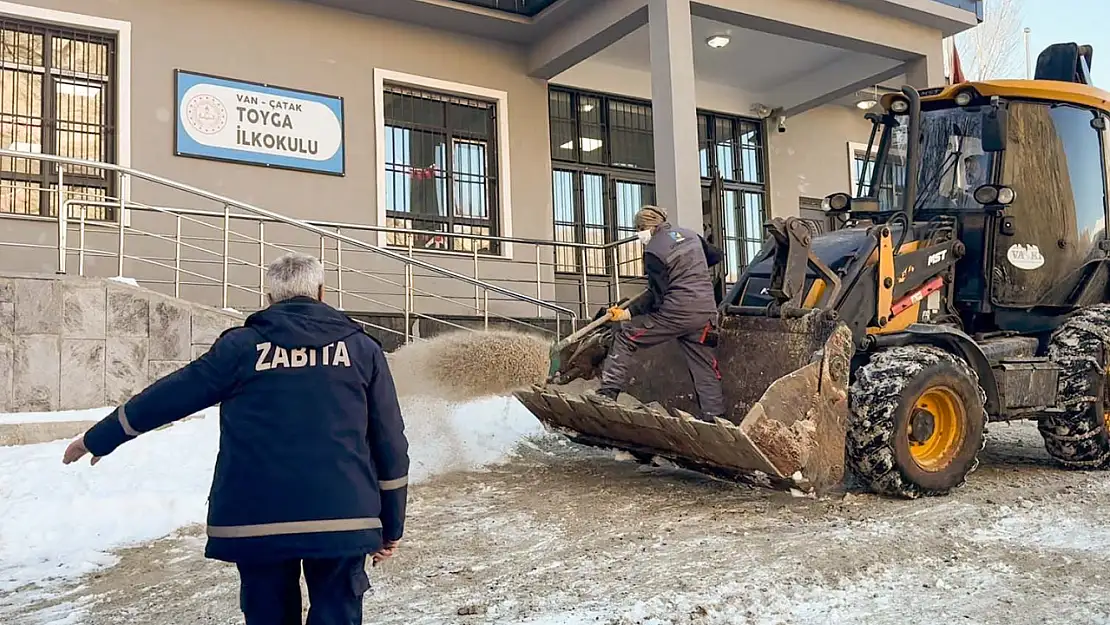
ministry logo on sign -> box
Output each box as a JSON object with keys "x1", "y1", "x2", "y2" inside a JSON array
[{"x1": 185, "y1": 94, "x2": 227, "y2": 135}]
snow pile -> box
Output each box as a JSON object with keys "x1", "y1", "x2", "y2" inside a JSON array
[
  {"x1": 0, "y1": 407, "x2": 221, "y2": 595},
  {"x1": 403, "y1": 395, "x2": 545, "y2": 484},
  {"x1": 107, "y1": 276, "x2": 139, "y2": 288},
  {"x1": 0, "y1": 395, "x2": 545, "y2": 595}
]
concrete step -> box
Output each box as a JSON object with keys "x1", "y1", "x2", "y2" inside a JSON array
[
  {"x1": 0, "y1": 420, "x2": 97, "y2": 446},
  {"x1": 0, "y1": 413, "x2": 205, "y2": 447}
]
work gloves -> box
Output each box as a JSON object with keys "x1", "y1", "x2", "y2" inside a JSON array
[{"x1": 608, "y1": 306, "x2": 631, "y2": 322}]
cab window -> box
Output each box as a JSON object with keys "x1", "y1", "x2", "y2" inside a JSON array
[{"x1": 995, "y1": 102, "x2": 1107, "y2": 306}]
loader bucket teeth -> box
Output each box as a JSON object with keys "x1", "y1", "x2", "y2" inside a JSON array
[{"x1": 514, "y1": 311, "x2": 854, "y2": 494}]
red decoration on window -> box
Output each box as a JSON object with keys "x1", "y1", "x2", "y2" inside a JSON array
[{"x1": 412, "y1": 166, "x2": 438, "y2": 180}]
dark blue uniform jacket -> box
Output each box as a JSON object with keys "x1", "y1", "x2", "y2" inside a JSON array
[{"x1": 83, "y1": 297, "x2": 409, "y2": 564}]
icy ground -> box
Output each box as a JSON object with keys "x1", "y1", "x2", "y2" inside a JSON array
[{"x1": 4, "y1": 403, "x2": 1110, "y2": 625}]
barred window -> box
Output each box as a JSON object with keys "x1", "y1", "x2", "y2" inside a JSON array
[
  {"x1": 0, "y1": 18, "x2": 116, "y2": 219},
  {"x1": 551, "y1": 168, "x2": 654, "y2": 277},
  {"x1": 383, "y1": 84, "x2": 499, "y2": 254},
  {"x1": 549, "y1": 88, "x2": 769, "y2": 282},
  {"x1": 698, "y1": 112, "x2": 767, "y2": 282},
  {"x1": 550, "y1": 88, "x2": 654, "y2": 171}
]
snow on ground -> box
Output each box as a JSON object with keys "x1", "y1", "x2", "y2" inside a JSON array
[
  {"x1": 8, "y1": 402, "x2": 1110, "y2": 625},
  {"x1": 0, "y1": 407, "x2": 220, "y2": 596},
  {"x1": 0, "y1": 394, "x2": 543, "y2": 603}
]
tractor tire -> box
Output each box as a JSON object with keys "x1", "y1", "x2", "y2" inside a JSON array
[
  {"x1": 1041, "y1": 304, "x2": 1110, "y2": 469},
  {"x1": 847, "y1": 345, "x2": 987, "y2": 499}
]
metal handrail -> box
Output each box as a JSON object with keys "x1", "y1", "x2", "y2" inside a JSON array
[
  {"x1": 31, "y1": 196, "x2": 640, "y2": 252},
  {"x1": 0, "y1": 149, "x2": 578, "y2": 319}
]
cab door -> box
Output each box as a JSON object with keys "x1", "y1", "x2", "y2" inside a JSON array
[{"x1": 992, "y1": 101, "x2": 1108, "y2": 308}]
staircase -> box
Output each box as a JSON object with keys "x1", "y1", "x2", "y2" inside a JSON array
[
  {"x1": 0, "y1": 150, "x2": 646, "y2": 351},
  {"x1": 0, "y1": 150, "x2": 648, "y2": 415}
]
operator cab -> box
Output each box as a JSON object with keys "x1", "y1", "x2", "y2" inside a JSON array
[{"x1": 824, "y1": 42, "x2": 1110, "y2": 334}]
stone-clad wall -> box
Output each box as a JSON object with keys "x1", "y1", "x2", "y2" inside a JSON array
[{"x1": 0, "y1": 272, "x2": 243, "y2": 413}]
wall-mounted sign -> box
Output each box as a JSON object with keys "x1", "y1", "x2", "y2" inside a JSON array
[{"x1": 174, "y1": 70, "x2": 345, "y2": 175}]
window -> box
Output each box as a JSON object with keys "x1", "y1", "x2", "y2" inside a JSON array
[
  {"x1": 549, "y1": 88, "x2": 769, "y2": 280},
  {"x1": 0, "y1": 18, "x2": 116, "y2": 219},
  {"x1": 549, "y1": 88, "x2": 657, "y2": 276},
  {"x1": 1048, "y1": 105, "x2": 1106, "y2": 245},
  {"x1": 849, "y1": 139, "x2": 907, "y2": 211},
  {"x1": 699, "y1": 114, "x2": 763, "y2": 184},
  {"x1": 382, "y1": 84, "x2": 499, "y2": 254},
  {"x1": 449, "y1": 0, "x2": 559, "y2": 16},
  {"x1": 551, "y1": 168, "x2": 655, "y2": 276},
  {"x1": 699, "y1": 111, "x2": 767, "y2": 282},
  {"x1": 848, "y1": 142, "x2": 874, "y2": 196},
  {"x1": 550, "y1": 89, "x2": 654, "y2": 171},
  {"x1": 992, "y1": 102, "x2": 1107, "y2": 307}
]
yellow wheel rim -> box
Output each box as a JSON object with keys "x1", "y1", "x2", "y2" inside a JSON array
[
  {"x1": 1104, "y1": 364, "x2": 1110, "y2": 431},
  {"x1": 907, "y1": 386, "x2": 966, "y2": 472}
]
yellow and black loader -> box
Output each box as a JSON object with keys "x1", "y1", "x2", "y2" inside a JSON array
[{"x1": 516, "y1": 42, "x2": 1110, "y2": 499}]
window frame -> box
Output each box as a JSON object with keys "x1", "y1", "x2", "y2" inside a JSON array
[
  {"x1": 373, "y1": 69, "x2": 514, "y2": 258},
  {"x1": 847, "y1": 140, "x2": 876, "y2": 195},
  {"x1": 551, "y1": 167, "x2": 656, "y2": 277},
  {"x1": 848, "y1": 139, "x2": 907, "y2": 210},
  {"x1": 699, "y1": 109, "x2": 768, "y2": 283},
  {"x1": 549, "y1": 86, "x2": 770, "y2": 279},
  {"x1": 0, "y1": 5, "x2": 130, "y2": 223}
]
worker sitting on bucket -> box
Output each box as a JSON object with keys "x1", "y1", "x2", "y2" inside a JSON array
[{"x1": 592, "y1": 205, "x2": 727, "y2": 423}]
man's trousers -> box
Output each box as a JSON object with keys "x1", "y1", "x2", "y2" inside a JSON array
[
  {"x1": 236, "y1": 555, "x2": 370, "y2": 625},
  {"x1": 598, "y1": 315, "x2": 726, "y2": 417}
]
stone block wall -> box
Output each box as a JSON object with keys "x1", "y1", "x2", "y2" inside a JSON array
[{"x1": 0, "y1": 272, "x2": 243, "y2": 413}]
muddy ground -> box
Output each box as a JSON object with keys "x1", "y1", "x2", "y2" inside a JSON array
[{"x1": 7, "y1": 420, "x2": 1110, "y2": 625}]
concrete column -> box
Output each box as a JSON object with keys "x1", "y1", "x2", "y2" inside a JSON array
[
  {"x1": 904, "y1": 42, "x2": 945, "y2": 89},
  {"x1": 648, "y1": 0, "x2": 701, "y2": 230}
]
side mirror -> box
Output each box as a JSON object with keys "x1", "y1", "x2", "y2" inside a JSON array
[{"x1": 982, "y1": 106, "x2": 1007, "y2": 152}]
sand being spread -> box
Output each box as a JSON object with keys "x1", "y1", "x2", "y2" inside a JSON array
[{"x1": 386, "y1": 330, "x2": 552, "y2": 402}]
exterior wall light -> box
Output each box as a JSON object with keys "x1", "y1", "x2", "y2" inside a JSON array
[{"x1": 706, "y1": 35, "x2": 730, "y2": 49}]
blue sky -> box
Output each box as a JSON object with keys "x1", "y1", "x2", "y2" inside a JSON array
[{"x1": 1022, "y1": 0, "x2": 1109, "y2": 86}]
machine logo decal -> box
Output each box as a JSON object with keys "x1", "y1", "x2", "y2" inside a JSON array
[{"x1": 1006, "y1": 243, "x2": 1045, "y2": 270}]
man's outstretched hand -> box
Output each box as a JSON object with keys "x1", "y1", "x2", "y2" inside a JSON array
[
  {"x1": 62, "y1": 436, "x2": 100, "y2": 466},
  {"x1": 372, "y1": 540, "x2": 399, "y2": 567}
]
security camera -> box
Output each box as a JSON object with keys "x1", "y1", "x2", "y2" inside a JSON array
[{"x1": 776, "y1": 115, "x2": 787, "y2": 133}]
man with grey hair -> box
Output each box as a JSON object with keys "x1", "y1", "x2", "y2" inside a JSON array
[
  {"x1": 265, "y1": 250, "x2": 327, "y2": 303},
  {"x1": 63, "y1": 252, "x2": 409, "y2": 625}
]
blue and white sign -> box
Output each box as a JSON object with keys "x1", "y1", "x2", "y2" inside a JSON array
[{"x1": 174, "y1": 70, "x2": 345, "y2": 175}]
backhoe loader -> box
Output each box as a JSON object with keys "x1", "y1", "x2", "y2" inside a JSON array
[{"x1": 514, "y1": 42, "x2": 1110, "y2": 499}]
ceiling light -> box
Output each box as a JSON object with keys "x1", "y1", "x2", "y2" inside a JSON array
[
  {"x1": 706, "y1": 35, "x2": 730, "y2": 49},
  {"x1": 559, "y1": 138, "x2": 604, "y2": 152},
  {"x1": 580, "y1": 103, "x2": 595, "y2": 113},
  {"x1": 856, "y1": 98, "x2": 878, "y2": 110}
]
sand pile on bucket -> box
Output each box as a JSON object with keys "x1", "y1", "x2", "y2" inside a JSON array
[{"x1": 386, "y1": 329, "x2": 551, "y2": 401}]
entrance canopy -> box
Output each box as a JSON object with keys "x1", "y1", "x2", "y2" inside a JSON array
[{"x1": 305, "y1": 0, "x2": 980, "y2": 227}]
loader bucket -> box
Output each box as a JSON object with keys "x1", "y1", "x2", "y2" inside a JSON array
[{"x1": 513, "y1": 311, "x2": 854, "y2": 493}]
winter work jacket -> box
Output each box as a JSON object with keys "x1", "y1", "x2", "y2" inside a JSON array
[
  {"x1": 629, "y1": 223, "x2": 722, "y2": 327},
  {"x1": 83, "y1": 297, "x2": 409, "y2": 564}
]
